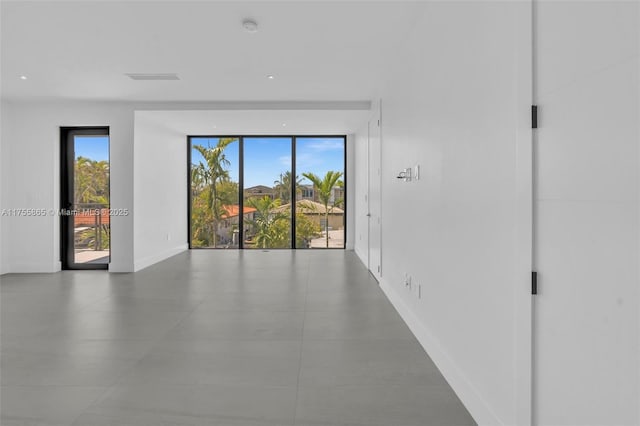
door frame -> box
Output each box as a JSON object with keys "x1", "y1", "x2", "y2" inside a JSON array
[
  {"x1": 60, "y1": 127, "x2": 110, "y2": 270},
  {"x1": 367, "y1": 105, "x2": 382, "y2": 280}
]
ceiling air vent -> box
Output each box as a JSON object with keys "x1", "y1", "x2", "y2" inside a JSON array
[{"x1": 125, "y1": 73, "x2": 179, "y2": 81}]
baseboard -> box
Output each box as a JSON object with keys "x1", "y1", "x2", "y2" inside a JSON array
[
  {"x1": 378, "y1": 277, "x2": 503, "y2": 426},
  {"x1": 3, "y1": 261, "x2": 60, "y2": 273},
  {"x1": 354, "y1": 245, "x2": 367, "y2": 266},
  {"x1": 133, "y1": 244, "x2": 188, "y2": 272},
  {"x1": 108, "y1": 261, "x2": 135, "y2": 273}
]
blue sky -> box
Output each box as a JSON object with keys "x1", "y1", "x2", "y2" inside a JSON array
[
  {"x1": 191, "y1": 137, "x2": 344, "y2": 188},
  {"x1": 75, "y1": 136, "x2": 109, "y2": 161}
]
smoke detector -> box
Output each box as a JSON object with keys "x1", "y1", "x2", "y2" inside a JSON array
[{"x1": 242, "y1": 19, "x2": 258, "y2": 33}]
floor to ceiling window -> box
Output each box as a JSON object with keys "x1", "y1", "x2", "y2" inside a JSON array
[
  {"x1": 295, "y1": 137, "x2": 345, "y2": 248},
  {"x1": 188, "y1": 135, "x2": 346, "y2": 249},
  {"x1": 189, "y1": 137, "x2": 240, "y2": 248}
]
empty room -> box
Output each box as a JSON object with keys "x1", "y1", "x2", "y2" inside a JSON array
[{"x1": 1, "y1": 1, "x2": 638, "y2": 425}]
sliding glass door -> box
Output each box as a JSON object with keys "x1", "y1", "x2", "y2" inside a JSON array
[
  {"x1": 189, "y1": 137, "x2": 240, "y2": 248},
  {"x1": 296, "y1": 137, "x2": 345, "y2": 248},
  {"x1": 243, "y1": 137, "x2": 292, "y2": 249},
  {"x1": 188, "y1": 135, "x2": 345, "y2": 249}
]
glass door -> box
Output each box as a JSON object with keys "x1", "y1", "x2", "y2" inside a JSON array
[
  {"x1": 243, "y1": 137, "x2": 293, "y2": 249},
  {"x1": 295, "y1": 137, "x2": 346, "y2": 248},
  {"x1": 61, "y1": 128, "x2": 110, "y2": 269},
  {"x1": 189, "y1": 137, "x2": 240, "y2": 248}
]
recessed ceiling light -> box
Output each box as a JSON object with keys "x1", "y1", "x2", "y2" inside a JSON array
[
  {"x1": 242, "y1": 19, "x2": 258, "y2": 33},
  {"x1": 20, "y1": 75, "x2": 27, "y2": 80},
  {"x1": 267, "y1": 75, "x2": 275, "y2": 80},
  {"x1": 282, "y1": 123, "x2": 287, "y2": 127}
]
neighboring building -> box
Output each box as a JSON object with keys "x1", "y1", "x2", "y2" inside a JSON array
[
  {"x1": 244, "y1": 185, "x2": 276, "y2": 200},
  {"x1": 218, "y1": 205, "x2": 257, "y2": 246},
  {"x1": 298, "y1": 185, "x2": 343, "y2": 207},
  {"x1": 274, "y1": 199, "x2": 344, "y2": 231},
  {"x1": 299, "y1": 184, "x2": 314, "y2": 201},
  {"x1": 331, "y1": 186, "x2": 344, "y2": 207}
]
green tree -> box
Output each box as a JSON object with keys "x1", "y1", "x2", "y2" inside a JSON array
[
  {"x1": 273, "y1": 171, "x2": 302, "y2": 203},
  {"x1": 295, "y1": 212, "x2": 321, "y2": 248},
  {"x1": 246, "y1": 196, "x2": 290, "y2": 248},
  {"x1": 302, "y1": 171, "x2": 344, "y2": 248},
  {"x1": 191, "y1": 138, "x2": 237, "y2": 246},
  {"x1": 75, "y1": 156, "x2": 109, "y2": 205},
  {"x1": 74, "y1": 156, "x2": 110, "y2": 251}
]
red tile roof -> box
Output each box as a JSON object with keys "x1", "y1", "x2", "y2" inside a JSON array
[{"x1": 222, "y1": 205, "x2": 257, "y2": 218}]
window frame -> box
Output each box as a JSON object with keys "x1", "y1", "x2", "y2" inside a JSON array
[{"x1": 187, "y1": 134, "x2": 347, "y2": 250}]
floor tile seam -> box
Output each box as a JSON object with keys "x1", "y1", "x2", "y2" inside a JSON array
[
  {"x1": 5, "y1": 354, "x2": 148, "y2": 389},
  {"x1": 102, "y1": 298, "x2": 211, "y2": 389},
  {"x1": 74, "y1": 410, "x2": 294, "y2": 426},
  {"x1": 123, "y1": 351, "x2": 303, "y2": 363},
  {"x1": 158, "y1": 337, "x2": 302, "y2": 342},
  {"x1": 186, "y1": 309, "x2": 307, "y2": 313},
  {"x1": 73, "y1": 294, "x2": 117, "y2": 313},
  {"x1": 0, "y1": 384, "x2": 112, "y2": 389},
  {"x1": 151, "y1": 296, "x2": 208, "y2": 340},
  {"x1": 292, "y1": 257, "x2": 312, "y2": 425},
  {"x1": 3, "y1": 383, "x2": 109, "y2": 426},
  {"x1": 294, "y1": 382, "x2": 456, "y2": 390},
  {"x1": 0, "y1": 349, "x2": 155, "y2": 363},
  {"x1": 73, "y1": 384, "x2": 300, "y2": 424},
  {"x1": 79, "y1": 383, "x2": 298, "y2": 391}
]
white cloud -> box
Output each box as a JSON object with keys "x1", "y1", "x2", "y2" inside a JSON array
[
  {"x1": 279, "y1": 155, "x2": 291, "y2": 166},
  {"x1": 304, "y1": 140, "x2": 344, "y2": 152}
]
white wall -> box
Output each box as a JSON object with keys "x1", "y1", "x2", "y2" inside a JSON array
[
  {"x1": 133, "y1": 112, "x2": 188, "y2": 271},
  {"x1": 0, "y1": 101, "x2": 8, "y2": 275},
  {"x1": 0, "y1": 101, "x2": 135, "y2": 273},
  {"x1": 534, "y1": 2, "x2": 639, "y2": 425},
  {"x1": 354, "y1": 2, "x2": 533, "y2": 425},
  {"x1": 0, "y1": 104, "x2": 363, "y2": 274},
  {"x1": 345, "y1": 133, "x2": 356, "y2": 250},
  {"x1": 354, "y1": 120, "x2": 369, "y2": 262}
]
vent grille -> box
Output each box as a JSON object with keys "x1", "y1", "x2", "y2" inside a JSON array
[{"x1": 125, "y1": 73, "x2": 179, "y2": 81}]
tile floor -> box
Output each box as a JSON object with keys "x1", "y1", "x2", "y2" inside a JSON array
[{"x1": 1, "y1": 250, "x2": 475, "y2": 426}]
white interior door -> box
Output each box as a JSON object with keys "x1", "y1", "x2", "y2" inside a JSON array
[
  {"x1": 533, "y1": 2, "x2": 639, "y2": 424},
  {"x1": 368, "y1": 107, "x2": 382, "y2": 280}
]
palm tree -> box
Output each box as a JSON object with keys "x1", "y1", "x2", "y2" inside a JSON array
[
  {"x1": 273, "y1": 171, "x2": 302, "y2": 203},
  {"x1": 246, "y1": 196, "x2": 289, "y2": 248},
  {"x1": 302, "y1": 170, "x2": 344, "y2": 248},
  {"x1": 192, "y1": 138, "x2": 236, "y2": 246}
]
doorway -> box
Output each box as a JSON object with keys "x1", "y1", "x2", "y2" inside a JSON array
[
  {"x1": 367, "y1": 110, "x2": 382, "y2": 279},
  {"x1": 60, "y1": 127, "x2": 110, "y2": 270}
]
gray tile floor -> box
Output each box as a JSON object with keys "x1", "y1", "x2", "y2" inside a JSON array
[{"x1": 1, "y1": 250, "x2": 475, "y2": 426}]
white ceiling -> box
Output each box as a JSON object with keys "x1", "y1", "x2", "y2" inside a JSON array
[{"x1": 1, "y1": 1, "x2": 424, "y2": 103}]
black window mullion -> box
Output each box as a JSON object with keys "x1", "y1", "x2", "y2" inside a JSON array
[
  {"x1": 291, "y1": 137, "x2": 296, "y2": 249},
  {"x1": 239, "y1": 137, "x2": 245, "y2": 249},
  {"x1": 187, "y1": 137, "x2": 192, "y2": 249}
]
